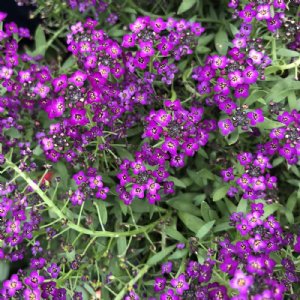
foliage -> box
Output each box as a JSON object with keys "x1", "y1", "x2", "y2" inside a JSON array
[{"x1": 0, "y1": 0, "x2": 300, "y2": 299}]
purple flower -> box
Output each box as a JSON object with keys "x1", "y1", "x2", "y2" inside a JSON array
[
  {"x1": 237, "y1": 219, "x2": 251, "y2": 236},
  {"x1": 161, "y1": 261, "x2": 172, "y2": 274},
  {"x1": 218, "y1": 119, "x2": 235, "y2": 135},
  {"x1": 3, "y1": 275, "x2": 22, "y2": 297},
  {"x1": 131, "y1": 184, "x2": 145, "y2": 199},
  {"x1": 247, "y1": 109, "x2": 264, "y2": 126},
  {"x1": 221, "y1": 167, "x2": 234, "y2": 182},
  {"x1": 256, "y1": 5, "x2": 271, "y2": 21},
  {"x1": 52, "y1": 74, "x2": 68, "y2": 93},
  {"x1": 47, "y1": 263, "x2": 60, "y2": 279},
  {"x1": 24, "y1": 288, "x2": 41, "y2": 300},
  {"x1": 160, "y1": 289, "x2": 179, "y2": 300},
  {"x1": 154, "y1": 277, "x2": 166, "y2": 292},
  {"x1": 24, "y1": 271, "x2": 44, "y2": 288},
  {"x1": 230, "y1": 270, "x2": 253, "y2": 295},
  {"x1": 170, "y1": 274, "x2": 189, "y2": 295},
  {"x1": 69, "y1": 108, "x2": 89, "y2": 126}
]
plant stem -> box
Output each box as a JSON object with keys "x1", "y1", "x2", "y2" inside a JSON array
[
  {"x1": 114, "y1": 264, "x2": 150, "y2": 300},
  {"x1": 5, "y1": 159, "x2": 170, "y2": 238}
]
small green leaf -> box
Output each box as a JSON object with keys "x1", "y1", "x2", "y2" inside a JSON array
[
  {"x1": 147, "y1": 245, "x2": 176, "y2": 266},
  {"x1": 34, "y1": 25, "x2": 46, "y2": 56},
  {"x1": 236, "y1": 199, "x2": 248, "y2": 214},
  {"x1": 54, "y1": 162, "x2": 69, "y2": 186},
  {"x1": 213, "y1": 186, "x2": 229, "y2": 201},
  {"x1": 288, "y1": 92, "x2": 298, "y2": 110},
  {"x1": 262, "y1": 203, "x2": 281, "y2": 219},
  {"x1": 178, "y1": 212, "x2": 204, "y2": 233},
  {"x1": 177, "y1": 0, "x2": 197, "y2": 14},
  {"x1": 197, "y1": 169, "x2": 215, "y2": 180},
  {"x1": 168, "y1": 248, "x2": 188, "y2": 260},
  {"x1": 201, "y1": 201, "x2": 211, "y2": 222},
  {"x1": 0, "y1": 261, "x2": 9, "y2": 282},
  {"x1": 196, "y1": 220, "x2": 215, "y2": 239},
  {"x1": 61, "y1": 56, "x2": 76, "y2": 72},
  {"x1": 226, "y1": 130, "x2": 239, "y2": 145},
  {"x1": 169, "y1": 176, "x2": 187, "y2": 188},
  {"x1": 4, "y1": 127, "x2": 21, "y2": 138},
  {"x1": 115, "y1": 147, "x2": 134, "y2": 160},
  {"x1": 215, "y1": 28, "x2": 229, "y2": 55},
  {"x1": 95, "y1": 201, "x2": 108, "y2": 225},
  {"x1": 277, "y1": 48, "x2": 300, "y2": 57},
  {"x1": 286, "y1": 192, "x2": 297, "y2": 212},
  {"x1": 214, "y1": 221, "x2": 233, "y2": 232},
  {"x1": 197, "y1": 33, "x2": 215, "y2": 46},
  {"x1": 256, "y1": 118, "x2": 284, "y2": 131},
  {"x1": 117, "y1": 236, "x2": 127, "y2": 256},
  {"x1": 165, "y1": 227, "x2": 187, "y2": 242},
  {"x1": 168, "y1": 199, "x2": 201, "y2": 216}
]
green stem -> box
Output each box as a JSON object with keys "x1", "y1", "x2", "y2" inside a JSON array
[
  {"x1": 5, "y1": 160, "x2": 169, "y2": 238},
  {"x1": 114, "y1": 264, "x2": 150, "y2": 300},
  {"x1": 278, "y1": 57, "x2": 300, "y2": 71}
]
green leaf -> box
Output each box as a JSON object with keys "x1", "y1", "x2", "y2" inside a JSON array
[
  {"x1": 0, "y1": 261, "x2": 9, "y2": 282},
  {"x1": 244, "y1": 91, "x2": 267, "y2": 106},
  {"x1": 229, "y1": 24, "x2": 239, "y2": 36},
  {"x1": 147, "y1": 245, "x2": 176, "y2": 266},
  {"x1": 117, "y1": 236, "x2": 127, "y2": 256},
  {"x1": 61, "y1": 56, "x2": 76, "y2": 72},
  {"x1": 215, "y1": 28, "x2": 229, "y2": 55},
  {"x1": 178, "y1": 212, "x2": 204, "y2": 233},
  {"x1": 225, "y1": 198, "x2": 236, "y2": 214},
  {"x1": 214, "y1": 221, "x2": 233, "y2": 232},
  {"x1": 197, "y1": 33, "x2": 215, "y2": 46},
  {"x1": 115, "y1": 147, "x2": 134, "y2": 160},
  {"x1": 277, "y1": 48, "x2": 300, "y2": 57},
  {"x1": 288, "y1": 92, "x2": 298, "y2": 110},
  {"x1": 169, "y1": 176, "x2": 187, "y2": 188},
  {"x1": 226, "y1": 130, "x2": 239, "y2": 145},
  {"x1": 95, "y1": 201, "x2": 108, "y2": 225},
  {"x1": 213, "y1": 185, "x2": 229, "y2": 201},
  {"x1": 272, "y1": 157, "x2": 284, "y2": 167},
  {"x1": 177, "y1": 0, "x2": 197, "y2": 14},
  {"x1": 165, "y1": 227, "x2": 187, "y2": 242},
  {"x1": 168, "y1": 249, "x2": 188, "y2": 260},
  {"x1": 198, "y1": 148, "x2": 208, "y2": 159},
  {"x1": 34, "y1": 25, "x2": 46, "y2": 56},
  {"x1": 262, "y1": 203, "x2": 281, "y2": 219},
  {"x1": 201, "y1": 201, "x2": 211, "y2": 222},
  {"x1": 256, "y1": 117, "x2": 284, "y2": 131},
  {"x1": 197, "y1": 169, "x2": 215, "y2": 180},
  {"x1": 236, "y1": 199, "x2": 248, "y2": 214},
  {"x1": 54, "y1": 162, "x2": 69, "y2": 186},
  {"x1": 168, "y1": 199, "x2": 201, "y2": 216},
  {"x1": 4, "y1": 127, "x2": 21, "y2": 138},
  {"x1": 196, "y1": 220, "x2": 215, "y2": 239}
]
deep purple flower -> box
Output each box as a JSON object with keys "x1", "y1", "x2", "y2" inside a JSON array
[
  {"x1": 247, "y1": 109, "x2": 264, "y2": 126},
  {"x1": 230, "y1": 270, "x2": 253, "y2": 295},
  {"x1": 170, "y1": 273, "x2": 189, "y2": 295},
  {"x1": 218, "y1": 119, "x2": 235, "y2": 135},
  {"x1": 160, "y1": 289, "x2": 179, "y2": 300},
  {"x1": 154, "y1": 277, "x2": 166, "y2": 292},
  {"x1": 3, "y1": 275, "x2": 22, "y2": 297}
]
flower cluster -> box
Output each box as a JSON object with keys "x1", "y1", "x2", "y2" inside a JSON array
[
  {"x1": 71, "y1": 168, "x2": 109, "y2": 205},
  {"x1": 126, "y1": 259, "x2": 229, "y2": 300},
  {"x1": 221, "y1": 151, "x2": 279, "y2": 202},
  {"x1": 225, "y1": 202, "x2": 298, "y2": 299},
  {"x1": 1, "y1": 256, "x2": 65, "y2": 299},
  {"x1": 117, "y1": 99, "x2": 215, "y2": 204},
  {"x1": 258, "y1": 109, "x2": 300, "y2": 164}
]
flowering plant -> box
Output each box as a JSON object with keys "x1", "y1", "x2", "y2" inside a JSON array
[{"x1": 0, "y1": 0, "x2": 300, "y2": 299}]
